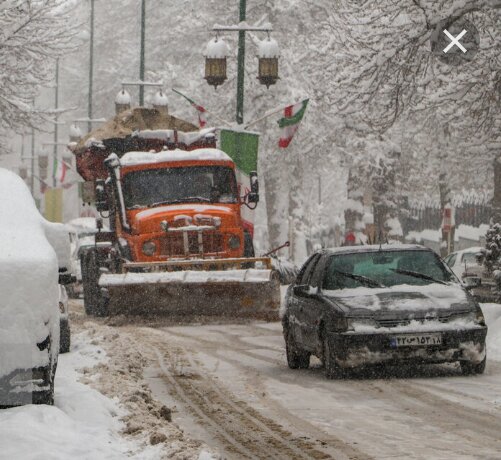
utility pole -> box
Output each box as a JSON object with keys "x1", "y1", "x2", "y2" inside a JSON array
[
  {"x1": 139, "y1": 0, "x2": 146, "y2": 106},
  {"x1": 236, "y1": 0, "x2": 246, "y2": 124},
  {"x1": 88, "y1": 0, "x2": 95, "y2": 133},
  {"x1": 53, "y1": 58, "x2": 59, "y2": 187},
  {"x1": 31, "y1": 128, "x2": 35, "y2": 195}
]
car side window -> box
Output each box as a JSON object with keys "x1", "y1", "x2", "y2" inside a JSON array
[
  {"x1": 447, "y1": 254, "x2": 457, "y2": 267},
  {"x1": 310, "y1": 255, "x2": 327, "y2": 288},
  {"x1": 297, "y1": 254, "x2": 321, "y2": 286}
]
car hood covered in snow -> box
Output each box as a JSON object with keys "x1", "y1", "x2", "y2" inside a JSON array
[
  {"x1": 0, "y1": 169, "x2": 60, "y2": 378},
  {"x1": 323, "y1": 283, "x2": 473, "y2": 315}
]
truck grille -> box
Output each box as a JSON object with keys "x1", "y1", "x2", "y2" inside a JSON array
[
  {"x1": 375, "y1": 311, "x2": 469, "y2": 328},
  {"x1": 159, "y1": 231, "x2": 224, "y2": 257}
]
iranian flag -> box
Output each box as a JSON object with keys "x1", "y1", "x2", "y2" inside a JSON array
[
  {"x1": 172, "y1": 88, "x2": 207, "y2": 128},
  {"x1": 277, "y1": 99, "x2": 309, "y2": 148},
  {"x1": 53, "y1": 158, "x2": 67, "y2": 184}
]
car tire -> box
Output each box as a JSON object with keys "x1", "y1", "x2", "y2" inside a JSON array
[
  {"x1": 59, "y1": 323, "x2": 71, "y2": 354},
  {"x1": 81, "y1": 249, "x2": 108, "y2": 317},
  {"x1": 323, "y1": 337, "x2": 343, "y2": 379},
  {"x1": 285, "y1": 327, "x2": 310, "y2": 369},
  {"x1": 460, "y1": 356, "x2": 486, "y2": 375},
  {"x1": 32, "y1": 362, "x2": 56, "y2": 405}
]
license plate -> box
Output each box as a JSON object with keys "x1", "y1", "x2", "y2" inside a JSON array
[{"x1": 390, "y1": 333, "x2": 442, "y2": 348}]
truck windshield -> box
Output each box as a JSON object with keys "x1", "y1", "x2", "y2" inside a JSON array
[{"x1": 122, "y1": 166, "x2": 238, "y2": 209}]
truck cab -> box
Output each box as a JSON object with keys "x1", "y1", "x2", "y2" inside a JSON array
[{"x1": 104, "y1": 148, "x2": 252, "y2": 262}]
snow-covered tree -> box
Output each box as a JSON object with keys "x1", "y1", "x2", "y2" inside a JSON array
[{"x1": 0, "y1": 0, "x2": 78, "y2": 146}]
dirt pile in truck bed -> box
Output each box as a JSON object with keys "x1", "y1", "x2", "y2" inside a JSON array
[{"x1": 75, "y1": 107, "x2": 198, "y2": 155}]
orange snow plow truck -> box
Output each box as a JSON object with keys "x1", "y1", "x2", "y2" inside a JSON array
[{"x1": 72, "y1": 107, "x2": 280, "y2": 319}]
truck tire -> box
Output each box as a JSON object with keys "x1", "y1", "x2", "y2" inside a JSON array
[
  {"x1": 81, "y1": 249, "x2": 108, "y2": 317},
  {"x1": 243, "y1": 231, "x2": 255, "y2": 257}
]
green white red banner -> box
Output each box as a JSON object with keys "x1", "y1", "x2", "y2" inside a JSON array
[{"x1": 277, "y1": 99, "x2": 309, "y2": 148}]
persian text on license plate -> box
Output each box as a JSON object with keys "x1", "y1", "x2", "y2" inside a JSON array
[{"x1": 390, "y1": 333, "x2": 442, "y2": 348}]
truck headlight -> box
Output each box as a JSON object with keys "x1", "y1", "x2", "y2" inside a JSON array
[
  {"x1": 228, "y1": 235, "x2": 241, "y2": 249},
  {"x1": 142, "y1": 240, "x2": 157, "y2": 256}
]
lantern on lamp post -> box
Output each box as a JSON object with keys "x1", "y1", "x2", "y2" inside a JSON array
[
  {"x1": 204, "y1": 37, "x2": 229, "y2": 89},
  {"x1": 205, "y1": 7, "x2": 278, "y2": 125},
  {"x1": 257, "y1": 37, "x2": 280, "y2": 88}
]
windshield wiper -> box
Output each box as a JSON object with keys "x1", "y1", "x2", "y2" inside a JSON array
[
  {"x1": 149, "y1": 197, "x2": 212, "y2": 207},
  {"x1": 389, "y1": 268, "x2": 447, "y2": 285},
  {"x1": 334, "y1": 270, "x2": 384, "y2": 288}
]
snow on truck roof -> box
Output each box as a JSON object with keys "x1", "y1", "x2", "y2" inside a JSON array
[{"x1": 119, "y1": 148, "x2": 233, "y2": 166}]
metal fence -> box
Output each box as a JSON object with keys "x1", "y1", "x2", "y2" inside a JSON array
[{"x1": 404, "y1": 193, "x2": 491, "y2": 233}]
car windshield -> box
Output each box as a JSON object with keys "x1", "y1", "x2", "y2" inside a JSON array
[
  {"x1": 122, "y1": 166, "x2": 238, "y2": 209},
  {"x1": 323, "y1": 250, "x2": 454, "y2": 290},
  {"x1": 462, "y1": 252, "x2": 482, "y2": 265}
]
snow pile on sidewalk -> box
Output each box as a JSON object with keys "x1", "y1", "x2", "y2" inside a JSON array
[
  {"x1": 0, "y1": 332, "x2": 162, "y2": 459},
  {"x1": 481, "y1": 304, "x2": 501, "y2": 361}
]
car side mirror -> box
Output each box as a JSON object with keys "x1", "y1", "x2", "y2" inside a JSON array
[
  {"x1": 293, "y1": 285, "x2": 309, "y2": 297},
  {"x1": 95, "y1": 179, "x2": 109, "y2": 212},
  {"x1": 248, "y1": 171, "x2": 259, "y2": 203},
  {"x1": 59, "y1": 273, "x2": 76, "y2": 285}
]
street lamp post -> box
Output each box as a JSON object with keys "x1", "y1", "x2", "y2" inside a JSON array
[
  {"x1": 53, "y1": 58, "x2": 60, "y2": 187},
  {"x1": 88, "y1": 0, "x2": 95, "y2": 134},
  {"x1": 205, "y1": 3, "x2": 278, "y2": 125},
  {"x1": 139, "y1": 0, "x2": 146, "y2": 106}
]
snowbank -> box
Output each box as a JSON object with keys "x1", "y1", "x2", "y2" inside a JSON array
[
  {"x1": 0, "y1": 169, "x2": 59, "y2": 378},
  {"x1": 0, "y1": 333, "x2": 160, "y2": 460},
  {"x1": 481, "y1": 303, "x2": 501, "y2": 361}
]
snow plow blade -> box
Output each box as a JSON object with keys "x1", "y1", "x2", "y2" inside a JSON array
[{"x1": 99, "y1": 257, "x2": 281, "y2": 320}]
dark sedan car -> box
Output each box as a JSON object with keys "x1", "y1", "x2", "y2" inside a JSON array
[{"x1": 282, "y1": 245, "x2": 487, "y2": 378}]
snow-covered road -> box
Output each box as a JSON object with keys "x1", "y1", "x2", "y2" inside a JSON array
[
  {"x1": 66, "y1": 299, "x2": 500, "y2": 460},
  {"x1": 8, "y1": 300, "x2": 501, "y2": 459}
]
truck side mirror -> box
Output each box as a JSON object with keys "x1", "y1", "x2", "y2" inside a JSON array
[
  {"x1": 95, "y1": 179, "x2": 109, "y2": 212},
  {"x1": 248, "y1": 171, "x2": 259, "y2": 203}
]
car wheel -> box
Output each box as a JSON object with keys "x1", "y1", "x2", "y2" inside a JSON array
[
  {"x1": 460, "y1": 356, "x2": 486, "y2": 375},
  {"x1": 323, "y1": 337, "x2": 343, "y2": 379},
  {"x1": 81, "y1": 249, "x2": 108, "y2": 317},
  {"x1": 285, "y1": 326, "x2": 310, "y2": 369},
  {"x1": 59, "y1": 323, "x2": 71, "y2": 354}
]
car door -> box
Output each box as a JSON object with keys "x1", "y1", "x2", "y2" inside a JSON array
[
  {"x1": 290, "y1": 254, "x2": 322, "y2": 351},
  {"x1": 297, "y1": 255, "x2": 329, "y2": 351}
]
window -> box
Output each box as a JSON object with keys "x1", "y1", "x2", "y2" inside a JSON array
[
  {"x1": 297, "y1": 254, "x2": 321, "y2": 286},
  {"x1": 122, "y1": 166, "x2": 238, "y2": 209},
  {"x1": 323, "y1": 250, "x2": 453, "y2": 290}
]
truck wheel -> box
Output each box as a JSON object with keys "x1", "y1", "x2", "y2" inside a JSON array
[
  {"x1": 243, "y1": 231, "x2": 255, "y2": 258},
  {"x1": 460, "y1": 356, "x2": 486, "y2": 375},
  {"x1": 81, "y1": 249, "x2": 108, "y2": 317},
  {"x1": 285, "y1": 326, "x2": 310, "y2": 369}
]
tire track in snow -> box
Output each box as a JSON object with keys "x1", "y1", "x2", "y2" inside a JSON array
[
  {"x1": 153, "y1": 328, "x2": 372, "y2": 460},
  {"x1": 151, "y1": 343, "x2": 333, "y2": 460}
]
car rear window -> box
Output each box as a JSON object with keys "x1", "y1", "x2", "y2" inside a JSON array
[{"x1": 323, "y1": 250, "x2": 453, "y2": 290}]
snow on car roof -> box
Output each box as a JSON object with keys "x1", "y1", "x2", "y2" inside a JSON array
[
  {"x1": 323, "y1": 244, "x2": 429, "y2": 255},
  {"x1": 120, "y1": 148, "x2": 233, "y2": 167}
]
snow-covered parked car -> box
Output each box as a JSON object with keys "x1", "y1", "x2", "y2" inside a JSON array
[
  {"x1": 443, "y1": 247, "x2": 499, "y2": 303},
  {"x1": 282, "y1": 244, "x2": 487, "y2": 378},
  {"x1": 0, "y1": 169, "x2": 70, "y2": 406}
]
